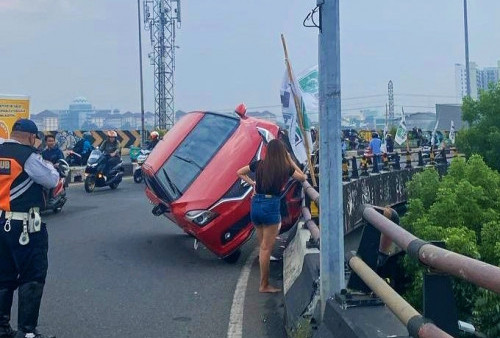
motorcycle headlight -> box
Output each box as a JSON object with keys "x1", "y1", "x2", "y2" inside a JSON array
[{"x1": 185, "y1": 210, "x2": 219, "y2": 227}]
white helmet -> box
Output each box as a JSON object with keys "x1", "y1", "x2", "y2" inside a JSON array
[{"x1": 57, "y1": 159, "x2": 70, "y2": 178}]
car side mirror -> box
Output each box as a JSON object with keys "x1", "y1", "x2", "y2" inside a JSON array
[{"x1": 152, "y1": 203, "x2": 170, "y2": 216}]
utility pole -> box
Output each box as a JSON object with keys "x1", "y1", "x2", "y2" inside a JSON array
[
  {"x1": 144, "y1": 0, "x2": 181, "y2": 130},
  {"x1": 318, "y1": 0, "x2": 344, "y2": 317},
  {"x1": 137, "y1": 0, "x2": 146, "y2": 146},
  {"x1": 463, "y1": 0, "x2": 471, "y2": 97},
  {"x1": 388, "y1": 80, "x2": 394, "y2": 120}
]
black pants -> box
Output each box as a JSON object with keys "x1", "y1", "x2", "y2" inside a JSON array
[
  {"x1": 104, "y1": 156, "x2": 120, "y2": 176},
  {"x1": 0, "y1": 217, "x2": 48, "y2": 290}
]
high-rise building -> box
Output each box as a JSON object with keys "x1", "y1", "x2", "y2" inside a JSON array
[{"x1": 455, "y1": 61, "x2": 500, "y2": 100}]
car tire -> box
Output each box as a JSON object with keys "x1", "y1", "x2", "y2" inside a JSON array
[{"x1": 222, "y1": 249, "x2": 241, "y2": 264}]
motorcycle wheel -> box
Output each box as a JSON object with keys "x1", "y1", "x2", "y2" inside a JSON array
[
  {"x1": 133, "y1": 169, "x2": 143, "y2": 183},
  {"x1": 222, "y1": 249, "x2": 241, "y2": 264},
  {"x1": 84, "y1": 177, "x2": 95, "y2": 193},
  {"x1": 110, "y1": 182, "x2": 119, "y2": 190},
  {"x1": 53, "y1": 207, "x2": 62, "y2": 214}
]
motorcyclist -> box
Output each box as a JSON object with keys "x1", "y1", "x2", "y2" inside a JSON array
[
  {"x1": 99, "y1": 131, "x2": 121, "y2": 177},
  {"x1": 41, "y1": 135, "x2": 64, "y2": 166},
  {"x1": 147, "y1": 131, "x2": 160, "y2": 151}
]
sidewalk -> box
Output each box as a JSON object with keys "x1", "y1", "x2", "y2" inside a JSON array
[{"x1": 242, "y1": 236, "x2": 289, "y2": 338}]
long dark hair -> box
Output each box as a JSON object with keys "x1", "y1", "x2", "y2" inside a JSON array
[{"x1": 257, "y1": 139, "x2": 291, "y2": 193}]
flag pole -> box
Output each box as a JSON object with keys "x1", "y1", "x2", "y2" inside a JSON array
[
  {"x1": 281, "y1": 34, "x2": 317, "y2": 187},
  {"x1": 403, "y1": 107, "x2": 410, "y2": 153}
]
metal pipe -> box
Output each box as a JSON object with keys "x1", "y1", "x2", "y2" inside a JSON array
[
  {"x1": 347, "y1": 254, "x2": 452, "y2": 338},
  {"x1": 137, "y1": 0, "x2": 146, "y2": 146},
  {"x1": 302, "y1": 180, "x2": 320, "y2": 208},
  {"x1": 301, "y1": 205, "x2": 320, "y2": 243},
  {"x1": 362, "y1": 205, "x2": 500, "y2": 294},
  {"x1": 464, "y1": 0, "x2": 471, "y2": 97}
]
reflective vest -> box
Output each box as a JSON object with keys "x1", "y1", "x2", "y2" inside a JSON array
[{"x1": 0, "y1": 142, "x2": 44, "y2": 212}]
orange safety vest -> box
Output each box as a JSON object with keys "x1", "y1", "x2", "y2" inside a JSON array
[{"x1": 0, "y1": 142, "x2": 44, "y2": 212}]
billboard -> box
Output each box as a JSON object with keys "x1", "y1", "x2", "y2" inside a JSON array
[{"x1": 0, "y1": 96, "x2": 30, "y2": 139}]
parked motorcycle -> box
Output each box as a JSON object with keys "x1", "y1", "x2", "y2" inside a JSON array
[
  {"x1": 133, "y1": 149, "x2": 151, "y2": 183},
  {"x1": 84, "y1": 149, "x2": 123, "y2": 193},
  {"x1": 43, "y1": 159, "x2": 70, "y2": 213}
]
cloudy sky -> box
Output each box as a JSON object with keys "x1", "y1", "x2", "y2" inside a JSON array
[{"x1": 1, "y1": 0, "x2": 499, "y2": 117}]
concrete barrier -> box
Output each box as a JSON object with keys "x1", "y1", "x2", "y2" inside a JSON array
[{"x1": 283, "y1": 223, "x2": 320, "y2": 335}]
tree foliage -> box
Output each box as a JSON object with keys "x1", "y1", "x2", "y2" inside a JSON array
[
  {"x1": 401, "y1": 155, "x2": 500, "y2": 335},
  {"x1": 457, "y1": 83, "x2": 500, "y2": 171}
]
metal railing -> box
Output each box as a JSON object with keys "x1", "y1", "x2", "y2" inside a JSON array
[
  {"x1": 361, "y1": 204, "x2": 500, "y2": 294},
  {"x1": 346, "y1": 252, "x2": 453, "y2": 338}
]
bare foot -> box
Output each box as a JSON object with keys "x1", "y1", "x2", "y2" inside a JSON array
[{"x1": 259, "y1": 285, "x2": 281, "y2": 293}]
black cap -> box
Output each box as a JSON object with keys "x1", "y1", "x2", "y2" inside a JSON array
[{"x1": 12, "y1": 119, "x2": 39, "y2": 136}]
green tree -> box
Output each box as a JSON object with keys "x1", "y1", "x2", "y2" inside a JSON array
[
  {"x1": 457, "y1": 83, "x2": 500, "y2": 171},
  {"x1": 401, "y1": 155, "x2": 500, "y2": 334}
]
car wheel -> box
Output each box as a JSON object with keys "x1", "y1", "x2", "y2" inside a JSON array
[{"x1": 222, "y1": 249, "x2": 241, "y2": 264}]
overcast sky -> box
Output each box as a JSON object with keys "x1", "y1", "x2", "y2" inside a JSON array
[{"x1": 1, "y1": 0, "x2": 499, "y2": 117}]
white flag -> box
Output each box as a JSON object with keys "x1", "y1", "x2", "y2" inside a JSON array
[
  {"x1": 297, "y1": 65, "x2": 319, "y2": 122},
  {"x1": 395, "y1": 110, "x2": 407, "y2": 145},
  {"x1": 280, "y1": 70, "x2": 312, "y2": 165},
  {"x1": 430, "y1": 120, "x2": 439, "y2": 147},
  {"x1": 449, "y1": 120, "x2": 456, "y2": 145}
]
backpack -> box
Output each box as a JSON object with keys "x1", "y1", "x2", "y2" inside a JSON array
[{"x1": 73, "y1": 139, "x2": 85, "y2": 154}]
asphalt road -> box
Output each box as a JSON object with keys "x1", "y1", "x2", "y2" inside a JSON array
[{"x1": 9, "y1": 179, "x2": 286, "y2": 338}]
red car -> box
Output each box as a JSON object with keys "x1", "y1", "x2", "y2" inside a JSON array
[{"x1": 141, "y1": 110, "x2": 303, "y2": 262}]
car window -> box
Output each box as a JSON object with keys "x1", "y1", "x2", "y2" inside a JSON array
[{"x1": 156, "y1": 113, "x2": 239, "y2": 200}]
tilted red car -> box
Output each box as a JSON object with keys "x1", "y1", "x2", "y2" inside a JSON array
[{"x1": 141, "y1": 110, "x2": 303, "y2": 262}]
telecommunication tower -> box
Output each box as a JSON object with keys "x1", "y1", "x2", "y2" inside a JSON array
[
  {"x1": 388, "y1": 80, "x2": 394, "y2": 120},
  {"x1": 143, "y1": 0, "x2": 181, "y2": 129}
]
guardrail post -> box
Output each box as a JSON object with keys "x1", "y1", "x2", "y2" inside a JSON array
[
  {"x1": 423, "y1": 242, "x2": 459, "y2": 337},
  {"x1": 405, "y1": 150, "x2": 412, "y2": 169},
  {"x1": 429, "y1": 149, "x2": 435, "y2": 166},
  {"x1": 418, "y1": 151, "x2": 424, "y2": 167},
  {"x1": 350, "y1": 156, "x2": 359, "y2": 179},
  {"x1": 342, "y1": 156, "x2": 350, "y2": 181},
  {"x1": 392, "y1": 152, "x2": 401, "y2": 170},
  {"x1": 440, "y1": 148, "x2": 447, "y2": 165},
  {"x1": 371, "y1": 155, "x2": 380, "y2": 174},
  {"x1": 360, "y1": 155, "x2": 369, "y2": 176},
  {"x1": 381, "y1": 153, "x2": 390, "y2": 172}
]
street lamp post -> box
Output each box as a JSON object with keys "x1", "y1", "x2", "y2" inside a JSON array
[
  {"x1": 137, "y1": 0, "x2": 146, "y2": 146},
  {"x1": 318, "y1": 0, "x2": 344, "y2": 317},
  {"x1": 463, "y1": 0, "x2": 471, "y2": 97}
]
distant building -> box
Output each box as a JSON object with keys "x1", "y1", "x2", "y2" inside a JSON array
[
  {"x1": 59, "y1": 97, "x2": 93, "y2": 130},
  {"x1": 405, "y1": 112, "x2": 436, "y2": 131},
  {"x1": 455, "y1": 61, "x2": 500, "y2": 100},
  {"x1": 32, "y1": 110, "x2": 59, "y2": 131},
  {"x1": 436, "y1": 104, "x2": 464, "y2": 130}
]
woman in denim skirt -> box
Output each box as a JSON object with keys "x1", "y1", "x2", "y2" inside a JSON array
[{"x1": 237, "y1": 139, "x2": 307, "y2": 293}]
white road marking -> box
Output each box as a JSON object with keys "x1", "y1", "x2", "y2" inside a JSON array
[{"x1": 227, "y1": 247, "x2": 259, "y2": 338}]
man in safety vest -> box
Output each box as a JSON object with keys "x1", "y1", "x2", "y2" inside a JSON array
[{"x1": 0, "y1": 119, "x2": 59, "y2": 338}]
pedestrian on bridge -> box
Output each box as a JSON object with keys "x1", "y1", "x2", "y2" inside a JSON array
[
  {"x1": 369, "y1": 132, "x2": 382, "y2": 171},
  {"x1": 0, "y1": 119, "x2": 59, "y2": 338},
  {"x1": 237, "y1": 139, "x2": 307, "y2": 293}
]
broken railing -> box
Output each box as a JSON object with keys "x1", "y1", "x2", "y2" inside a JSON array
[
  {"x1": 361, "y1": 205, "x2": 500, "y2": 293},
  {"x1": 345, "y1": 252, "x2": 453, "y2": 338}
]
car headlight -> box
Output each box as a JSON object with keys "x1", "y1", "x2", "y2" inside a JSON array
[{"x1": 185, "y1": 210, "x2": 219, "y2": 227}]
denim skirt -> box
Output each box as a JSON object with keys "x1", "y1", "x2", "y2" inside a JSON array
[{"x1": 250, "y1": 194, "x2": 281, "y2": 226}]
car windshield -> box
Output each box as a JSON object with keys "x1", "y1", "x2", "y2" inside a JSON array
[{"x1": 155, "y1": 113, "x2": 239, "y2": 201}]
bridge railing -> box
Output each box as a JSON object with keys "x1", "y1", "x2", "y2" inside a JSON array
[
  {"x1": 345, "y1": 251, "x2": 453, "y2": 338},
  {"x1": 361, "y1": 204, "x2": 500, "y2": 294}
]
